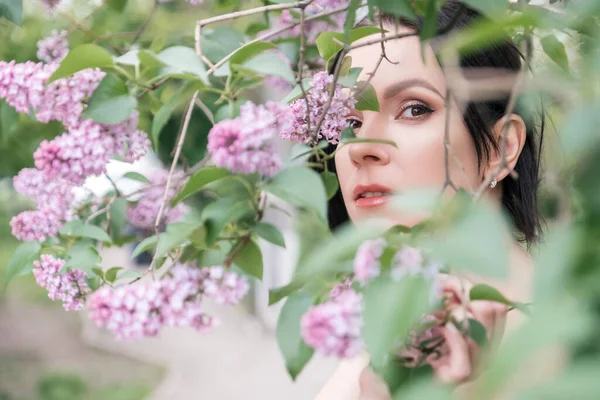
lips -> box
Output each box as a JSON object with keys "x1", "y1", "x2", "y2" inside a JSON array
[{"x1": 353, "y1": 184, "x2": 394, "y2": 208}]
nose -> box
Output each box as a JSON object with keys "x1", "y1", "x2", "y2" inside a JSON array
[{"x1": 347, "y1": 141, "x2": 391, "y2": 168}]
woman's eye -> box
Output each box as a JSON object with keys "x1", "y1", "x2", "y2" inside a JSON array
[
  {"x1": 398, "y1": 103, "x2": 434, "y2": 120},
  {"x1": 347, "y1": 118, "x2": 362, "y2": 132}
]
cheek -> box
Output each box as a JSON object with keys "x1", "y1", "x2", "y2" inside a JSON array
[{"x1": 334, "y1": 146, "x2": 353, "y2": 195}]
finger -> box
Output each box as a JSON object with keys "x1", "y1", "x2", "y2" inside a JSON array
[
  {"x1": 359, "y1": 366, "x2": 392, "y2": 400},
  {"x1": 469, "y1": 300, "x2": 508, "y2": 344},
  {"x1": 432, "y1": 323, "x2": 472, "y2": 384}
]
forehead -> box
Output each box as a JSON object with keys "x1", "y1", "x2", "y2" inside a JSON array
[{"x1": 347, "y1": 25, "x2": 447, "y2": 96}]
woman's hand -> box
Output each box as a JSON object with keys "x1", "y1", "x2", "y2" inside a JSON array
[{"x1": 358, "y1": 275, "x2": 509, "y2": 399}]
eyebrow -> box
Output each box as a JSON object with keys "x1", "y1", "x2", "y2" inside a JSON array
[{"x1": 383, "y1": 78, "x2": 445, "y2": 100}]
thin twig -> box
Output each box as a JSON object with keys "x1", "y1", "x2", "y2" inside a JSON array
[
  {"x1": 132, "y1": 0, "x2": 158, "y2": 45},
  {"x1": 197, "y1": 1, "x2": 312, "y2": 28},
  {"x1": 204, "y1": 3, "x2": 363, "y2": 76},
  {"x1": 147, "y1": 91, "x2": 199, "y2": 278},
  {"x1": 442, "y1": 86, "x2": 458, "y2": 192},
  {"x1": 297, "y1": 4, "x2": 313, "y2": 140},
  {"x1": 224, "y1": 234, "x2": 252, "y2": 267},
  {"x1": 195, "y1": 97, "x2": 215, "y2": 125}
]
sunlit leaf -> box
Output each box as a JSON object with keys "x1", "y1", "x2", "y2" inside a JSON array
[
  {"x1": 276, "y1": 291, "x2": 315, "y2": 379},
  {"x1": 82, "y1": 73, "x2": 136, "y2": 125},
  {"x1": 48, "y1": 44, "x2": 114, "y2": 84},
  {"x1": 3, "y1": 241, "x2": 41, "y2": 289},
  {"x1": 171, "y1": 166, "x2": 231, "y2": 206}
]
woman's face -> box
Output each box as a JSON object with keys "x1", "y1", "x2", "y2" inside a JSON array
[{"x1": 336, "y1": 26, "x2": 482, "y2": 228}]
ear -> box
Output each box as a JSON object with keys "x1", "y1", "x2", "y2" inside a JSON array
[{"x1": 485, "y1": 114, "x2": 527, "y2": 182}]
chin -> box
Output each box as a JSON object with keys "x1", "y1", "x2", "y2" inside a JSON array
[{"x1": 351, "y1": 208, "x2": 429, "y2": 230}]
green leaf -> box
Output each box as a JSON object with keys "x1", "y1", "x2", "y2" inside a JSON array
[
  {"x1": 157, "y1": 46, "x2": 208, "y2": 83},
  {"x1": 338, "y1": 67, "x2": 363, "y2": 88},
  {"x1": 3, "y1": 241, "x2": 41, "y2": 289},
  {"x1": 171, "y1": 166, "x2": 231, "y2": 206},
  {"x1": 150, "y1": 36, "x2": 165, "y2": 54},
  {"x1": 122, "y1": 171, "x2": 151, "y2": 184},
  {"x1": 533, "y1": 224, "x2": 576, "y2": 303},
  {"x1": 82, "y1": 73, "x2": 136, "y2": 125},
  {"x1": 104, "y1": 267, "x2": 122, "y2": 283},
  {"x1": 117, "y1": 269, "x2": 142, "y2": 281},
  {"x1": 109, "y1": 198, "x2": 127, "y2": 241},
  {"x1": 423, "y1": 200, "x2": 510, "y2": 278},
  {"x1": 341, "y1": 126, "x2": 356, "y2": 142},
  {"x1": 540, "y1": 34, "x2": 569, "y2": 72},
  {"x1": 461, "y1": 0, "x2": 509, "y2": 18},
  {"x1": 321, "y1": 171, "x2": 339, "y2": 200},
  {"x1": 156, "y1": 222, "x2": 198, "y2": 257},
  {"x1": 444, "y1": 12, "x2": 541, "y2": 55},
  {"x1": 420, "y1": 0, "x2": 439, "y2": 42},
  {"x1": 363, "y1": 276, "x2": 430, "y2": 366},
  {"x1": 282, "y1": 78, "x2": 313, "y2": 104},
  {"x1": 106, "y1": 0, "x2": 128, "y2": 12},
  {"x1": 0, "y1": 0, "x2": 22, "y2": 25},
  {"x1": 47, "y1": 44, "x2": 114, "y2": 84},
  {"x1": 368, "y1": 0, "x2": 415, "y2": 20},
  {"x1": 0, "y1": 100, "x2": 19, "y2": 145},
  {"x1": 344, "y1": 0, "x2": 362, "y2": 42},
  {"x1": 114, "y1": 50, "x2": 139, "y2": 67},
  {"x1": 342, "y1": 137, "x2": 397, "y2": 147},
  {"x1": 473, "y1": 304, "x2": 589, "y2": 398},
  {"x1": 202, "y1": 198, "x2": 255, "y2": 246},
  {"x1": 468, "y1": 318, "x2": 488, "y2": 348},
  {"x1": 64, "y1": 242, "x2": 102, "y2": 275},
  {"x1": 391, "y1": 188, "x2": 440, "y2": 213},
  {"x1": 151, "y1": 82, "x2": 194, "y2": 150},
  {"x1": 558, "y1": 100, "x2": 600, "y2": 159},
  {"x1": 354, "y1": 81, "x2": 380, "y2": 111},
  {"x1": 338, "y1": 56, "x2": 353, "y2": 77},
  {"x1": 276, "y1": 292, "x2": 315, "y2": 379},
  {"x1": 131, "y1": 236, "x2": 157, "y2": 259},
  {"x1": 469, "y1": 284, "x2": 514, "y2": 307},
  {"x1": 59, "y1": 219, "x2": 112, "y2": 243},
  {"x1": 316, "y1": 26, "x2": 383, "y2": 61},
  {"x1": 237, "y1": 52, "x2": 295, "y2": 83},
  {"x1": 230, "y1": 41, "x2": 277, "y2": 66},
  {"x1": 201, "y1": 27, "x2": 246, "y2": 65},
  {"x1": 265, "y1": 167, "x2": 328, "y2": 221},
  {"x1": 233, "y1": 239, "x2": 263, "y2": 280},
  {"x1": 251, "y1": 221, "x2": 286, "y2": 248}
]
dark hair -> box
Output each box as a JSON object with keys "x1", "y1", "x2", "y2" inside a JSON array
[{"x1": 324, "y1": 0, "x2": 544, "y2": 245}]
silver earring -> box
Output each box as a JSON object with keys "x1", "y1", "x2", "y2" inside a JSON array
[{"x1": 490, "y1": 178, "x2": 497, "y2": 188}]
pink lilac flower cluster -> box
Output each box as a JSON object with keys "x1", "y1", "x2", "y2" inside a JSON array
[
  {"x1": 32, "y1": 254, "x2": 90, "y2": 311},
  {"x1": 34, "y1": 114, "x2": 150, "y2": 185},
  {"x1": 330, "y1": 276, "x2": 353, "y2": 300},
  {"x1": 263, "y1": 50, "x2": 294, "y2": 93},
  {"x1": 280, "y1": 71, "x2": 356, "y2": 145},
  {"x1": 37, "y1": 30, "x2": 69, "y2": 64},
  {"x1": 126, "y1": 170, "x2": 189, "y2": 231},
  {"x1": 2, "y1": 60, "x2": 150, "y2": 240},
  {"x1": 87, "y1": 264, "x2": 248, "y2": 340},
  {"x1": 301, "y1": 289, "x2": 364, "y2": 358},
  {"x1": 41, "y1": 0, "x2": 62, "y2": 11},
  {"x1": 353, "y1": 238, "x2": 386, "y2": 285},
  {"x1": 0, "y1": 61, "x2": 150, "y2": 181},
  {"x1": 392, "y1": 245, "x2": 441, "y2": 281},
  {"x1": 267, "y1": 0, "x2": 347, "y2": 44},
  {"x1": 10, "y1": 168, "x2": 77, "y2": 242},
  {"x1": 208, "y1": 101, "x2": 291, "y2": 176}
]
